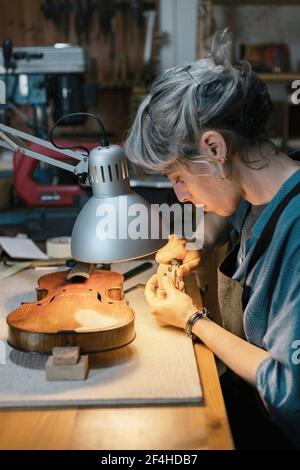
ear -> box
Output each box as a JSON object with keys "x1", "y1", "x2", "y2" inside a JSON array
[{"x1": 199, "y1": 130, "x2": 227, "y2": 164}]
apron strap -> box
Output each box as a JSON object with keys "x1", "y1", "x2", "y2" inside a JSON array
[{"x1": 242, "y1": 180, "x2": 300, "y2": 309}]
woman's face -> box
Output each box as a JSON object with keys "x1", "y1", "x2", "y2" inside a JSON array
[{"x1": 167, "y1": 165, "x2": 242, "y2": 216}]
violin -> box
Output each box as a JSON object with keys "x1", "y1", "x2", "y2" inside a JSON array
[{"x1": 7, "y1": 269, "x2": 135, "y2": 354}]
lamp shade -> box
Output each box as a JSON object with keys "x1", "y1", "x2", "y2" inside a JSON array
[{"x1": 71, "y1": 145, "x2": 166, "y2": 263}]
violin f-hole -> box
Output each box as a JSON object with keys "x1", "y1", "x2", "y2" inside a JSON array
[
  {"x1": 36, "y1": 288, "x2": 48, "y2": 301},
  {"x1": 106, "y1": 287, "x2": 123, "y2": 301}
]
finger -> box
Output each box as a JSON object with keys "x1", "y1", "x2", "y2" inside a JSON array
[
  {"x1": 183, "y1": 250, "x2": 201, "y2": 264},
  {"x1": 182, "y1": 252, "x2": 201, "y2": 269},
  {"x1": 178, "y1": 258, "x2": 201, "y2": 278},
  {"x1": 155, "y1": 236, "x2": 186, "y2": 264},
  {"x1": 178, "y1": 265, "x2": 188, "y2": 279},
  {"x1": 178, "y1": 263, "x2": 194, "y2": 278},
  {"x1": 185, "y1": 257, "x2": 201, "y2": 273},
  {"x1": 178, "y1": 280, "x2": 185, "y2": 292},
  {"x1": 144, "y1": 275, "x2": 158, "y2": 304}
]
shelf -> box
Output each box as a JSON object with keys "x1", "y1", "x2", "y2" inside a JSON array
[
  {"x1": 257, "y1": 73, "x2": 300, "y2": 82},
  {"x1": 214, "y1": 1, "x2": 300, "y2": 5}
]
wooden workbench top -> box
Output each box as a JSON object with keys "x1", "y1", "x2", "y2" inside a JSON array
[{"x1": 0, "y1": 271, "x2": 233, "y2": 450}]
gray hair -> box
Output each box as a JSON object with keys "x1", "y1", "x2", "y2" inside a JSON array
[{"x1": 125, "y1": 30, "x2": 274, "y2": 176}]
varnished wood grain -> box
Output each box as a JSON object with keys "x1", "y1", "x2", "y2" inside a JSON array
[
  {"x1": 194, "y1": 344, "x2": 233, "y2": 450},
  {"x1": 0, "y1": 409, "x2": 77, "y2": 450},
  {"x1": 69, "y1": 407, "x2": 208, "y2": 451},
  {"x1": 7, "y1": 270, "x2": 135, "y2": 354}
]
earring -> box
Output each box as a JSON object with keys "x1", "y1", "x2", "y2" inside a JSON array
[{"x1": 223, "y1": 153, "x2": 228, "y2": 163}]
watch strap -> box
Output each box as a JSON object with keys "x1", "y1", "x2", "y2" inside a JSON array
[{"x1": 185, "y1": 307, "x2": 210, "y2": 340}]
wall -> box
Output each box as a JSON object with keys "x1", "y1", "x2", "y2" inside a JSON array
[
  {"x1": 213, "y1": 3, "x2": 300, "y2": 138},
  {"x1": 214, "y1": 4, "x2": 300, "y2": 72},
  {"x1": 159, "y1": 0, "x2": 198, "y2": 69}
]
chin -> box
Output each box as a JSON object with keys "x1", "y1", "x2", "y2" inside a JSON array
[{"x1": 213, "y1": 207, "x2": 236, "y2": 217}]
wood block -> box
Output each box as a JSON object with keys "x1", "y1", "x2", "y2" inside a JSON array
[
  {"x1": 46, "y1": 355, "x2": 89, "y2": 381},
  {"x1": 52, "y1": 347, "x2": 80, "y2": 365},
  {"x1": 157, "y1": 262, "x2": 180, "y2": 294},
  {"x1": 66, "y1": 262, "x2": 93, "y2": 280}
]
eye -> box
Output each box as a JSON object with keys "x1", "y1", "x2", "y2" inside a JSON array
[{"x1": 174, "y1": 176, "x2": 183, "y2": 184}]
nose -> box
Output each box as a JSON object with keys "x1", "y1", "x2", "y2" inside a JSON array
[{"x1": 173, "y1": 184, "x2": 193, "y2": 203}]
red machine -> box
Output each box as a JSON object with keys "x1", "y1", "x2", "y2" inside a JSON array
[{"x1": 13, "y1": 142, "x2": 96, "y2": 207}]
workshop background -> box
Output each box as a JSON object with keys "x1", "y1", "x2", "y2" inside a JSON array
[
  {"x1": 1, "y1": 0, "x2": 300, "y2": 242},
  {"x1": 1, "y1": 1, "x2": 300, "y2": 452}
]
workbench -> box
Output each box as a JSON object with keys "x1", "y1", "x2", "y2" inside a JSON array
[{"x1": 0, "y1": 268, "x2": 233, "y2": 450}]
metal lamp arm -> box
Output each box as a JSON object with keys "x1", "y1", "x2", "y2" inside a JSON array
[{"x1": 0, "y1": 123, "x2": 89, "y2": 177}]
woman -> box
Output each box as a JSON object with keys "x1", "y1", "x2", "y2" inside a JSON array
[{"x1": 125, "y1": 31, "x2": 300, "y2": 449}]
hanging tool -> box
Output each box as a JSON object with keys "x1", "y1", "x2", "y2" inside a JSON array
[
  {"x1": 129, "y1": 0, "x2": 144, "y2": 39},
  {"x1": 3, "y1": 37, "x2": 13, "y2": 72},
  {"x1": 96, "y1": 0, "x2": 114, "y2": 37},
  {"x1": 74, "y1": 0, "x2": 92, "y2": 44},
  {"x1": 74, "y1": 0, "x2": 84, "y2": 45},
  {"x1": 84, "y1": 0, "x2": 93, "y2": 43},
  {"x1": 40, "y1": 0, "x2": 53, "y2": 20},
  {"x1": 113, "y1": 1, "x2": 128, "y2": 82},
  {"x1": 41, "y1": 0, "x2": 62, "y2": 31},
  {"x1": 62, "y1": 0, "x2": 71, "y2": 40},
  {"x1": 41, "y1": 0, "x2": 71, "y2": 38}
]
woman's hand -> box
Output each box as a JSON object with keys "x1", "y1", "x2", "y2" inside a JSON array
[
  {"x1": 145, "y1": 273, "x2": 198, "y2": 329},
  {"x1": 155, "y1": 234, "x2": 201, "y2": 279}
]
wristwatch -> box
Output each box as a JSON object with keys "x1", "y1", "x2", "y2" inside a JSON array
[{"x1": 185, "y1": 307, "x2": 211, "y2": 341}]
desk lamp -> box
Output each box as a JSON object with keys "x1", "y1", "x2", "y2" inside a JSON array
[{"x1": 0, "y1": 114, "x2": 166, "y2": 263}]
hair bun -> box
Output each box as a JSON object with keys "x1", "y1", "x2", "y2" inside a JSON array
[{"x1": 209, "y1": 28, "x2": 233, "y2": 67}]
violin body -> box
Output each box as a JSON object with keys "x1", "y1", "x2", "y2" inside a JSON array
[{"x1": 7, "y1": 270, "x2": 135, "y2": 354}]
